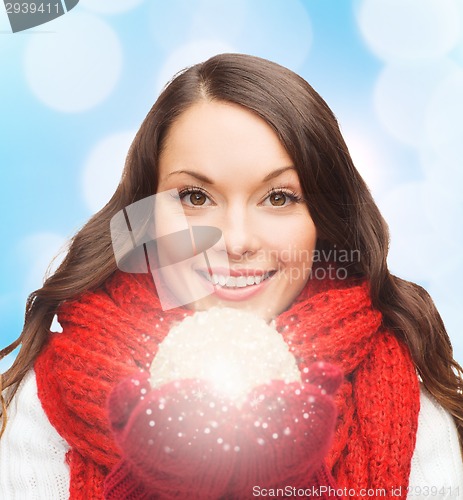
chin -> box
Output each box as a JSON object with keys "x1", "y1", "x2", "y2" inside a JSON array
[{"x1": 188, "y1": 296, "x2": 287, "y2": 323}]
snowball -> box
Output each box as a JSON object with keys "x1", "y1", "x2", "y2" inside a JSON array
[{"x1": 149, "y1": 307, "x2": 301, "y2": 405}]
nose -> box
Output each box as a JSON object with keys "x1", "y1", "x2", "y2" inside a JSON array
[{"x1": 218, "y1": 205, "x2": 260, "y2": 261}]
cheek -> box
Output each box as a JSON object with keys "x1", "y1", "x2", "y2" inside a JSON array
[
  {"x1": 264, "y1": 216, "x2": 317, "y2": 264},
  {"x1": 154, "y1": 206, "x2": 189, "y2": 237}
]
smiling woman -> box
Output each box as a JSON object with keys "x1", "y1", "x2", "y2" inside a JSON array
[{"x1": 0, "y1": 53, "x2": 462, "y2": 499}]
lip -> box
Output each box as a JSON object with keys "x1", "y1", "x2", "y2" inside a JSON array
[{"x1": 196, "y1": 268, "x2": 277, "y2": 302}]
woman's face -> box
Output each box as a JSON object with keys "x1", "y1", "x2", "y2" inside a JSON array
[{"x1": 155, "y1": 100, "x2": 317, "y2": 321}]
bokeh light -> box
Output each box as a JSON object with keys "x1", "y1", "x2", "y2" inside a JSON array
[
  {"x1": 24, "y1": 12, "x2": 122, "y2": 112},
  {"x1": 82, "y1": 131, "x2": 136, "y2": 213}
]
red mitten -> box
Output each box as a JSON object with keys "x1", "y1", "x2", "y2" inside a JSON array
[
  {"x1": 228, "y1": 361, "x2": 342, "y2": 497},
  {"x1": 105, "y1": 373, "x2": 240, "y2": 499},
  {"x1": 105, "y1": 362, "x2": 342, "y2": 500}
]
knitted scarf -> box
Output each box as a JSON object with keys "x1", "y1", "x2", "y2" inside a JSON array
[{"x1": 34, "y1": 269, "x2": 420, "y2": 499}]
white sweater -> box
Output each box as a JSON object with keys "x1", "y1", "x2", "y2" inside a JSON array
[{"x1": 0, "y1": 370, "x2": 462, "y2": 499}]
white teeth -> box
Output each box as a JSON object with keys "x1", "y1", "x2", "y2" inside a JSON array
[
  {"x1": 225, "y1": 276, "x2": 237, "y2": 287},
  {"x1": 202, "y1": 271, "x2": 272, "y2": 288},
  {"x1": 236, "y1": 276, "x2": 247, "y2": 288}
]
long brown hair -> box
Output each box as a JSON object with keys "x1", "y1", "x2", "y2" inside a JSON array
[{"x1": 1, "y1": 53, "x2": 462, "y2": 449}]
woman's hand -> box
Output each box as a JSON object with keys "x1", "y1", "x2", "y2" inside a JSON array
[
  {"x1": 230, "y1": 362, "x2": 342, "y2": 497},
  {"x1": 104, "y1": 362, "x2": 342, "y2": 499}
]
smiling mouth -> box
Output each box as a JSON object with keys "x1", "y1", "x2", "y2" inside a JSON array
[{"x1": 197, "y1": 270, "x2": 276, "y2": 288}]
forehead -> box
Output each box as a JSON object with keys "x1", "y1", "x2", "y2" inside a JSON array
[{"x1": 159, "y1": 100, "x2": 294, "y2": 182}]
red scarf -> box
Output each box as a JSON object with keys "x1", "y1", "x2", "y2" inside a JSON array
[{"x1": 34, "y1": 269, "x2": 420, "y2": 499}]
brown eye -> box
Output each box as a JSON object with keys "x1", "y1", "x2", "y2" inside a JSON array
[
  {"x1": 179, "y1": 188, "x2": 212, "y2": 207},
  {"x1": 269, "y1": 192, "x2": 287, "y2": 206},
  {"x1": 189, "y1": 192, "x2": 207, "y2": 206}
]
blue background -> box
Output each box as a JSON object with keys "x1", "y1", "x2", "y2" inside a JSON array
[{"x1": 1, "y1": 0, "x2": 462, "y2": 368}]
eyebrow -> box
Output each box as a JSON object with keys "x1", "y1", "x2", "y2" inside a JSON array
[
  {"x1": 262, "y1": 166, "x2": 296, "y2": 182},
  {"x1": 166, "y1": 166, "x2": 296, "y2": 184},
  {"x1": 166, "y1": 169, "x2": 213, "y2": 184}
]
